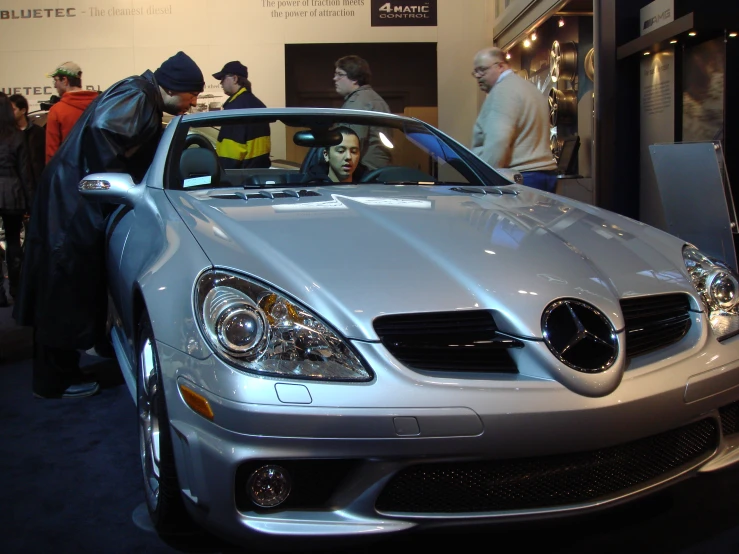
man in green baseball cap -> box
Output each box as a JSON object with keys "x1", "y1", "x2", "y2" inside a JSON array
[{"x1": 45, "y1": 61, "x2": 98, "y2": 162}]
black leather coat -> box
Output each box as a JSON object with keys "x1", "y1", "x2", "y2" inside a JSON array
[
  {"x1": 0, "y1": 129, "x2": 33, "y2": 213},
  {"x1": 23, "y1": 121, "x2": 46, "y2": 188},
  {"x1": 14, "y1": 70, "x2": 164, "y2": 349}
]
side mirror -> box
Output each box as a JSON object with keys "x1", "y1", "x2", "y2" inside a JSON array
[{"x1": 78, "y1": 173, "x2": 143, "y2": 207}]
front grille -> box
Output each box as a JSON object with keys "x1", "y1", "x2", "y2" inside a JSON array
[
  {"x1": 720, "y1": 401, "x2": 739, "y2": 436},
  {"x1": 373, "y1": 311, "x2": 522, "y2": 374},
  {"x1": 375, "y1": 418, "x2": 718, "y2": 513},
  {"x1": 620, "y1": 294, "x2": 692, "y2": 358}
]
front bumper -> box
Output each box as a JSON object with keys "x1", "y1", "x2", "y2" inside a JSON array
[{"x1": 155, "y1": 333, "x2": 739, "y2": 546}]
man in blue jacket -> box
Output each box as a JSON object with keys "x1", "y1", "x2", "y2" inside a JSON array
[{"x1": 213, "y1": 61, "x2": 271, "y2": 169}]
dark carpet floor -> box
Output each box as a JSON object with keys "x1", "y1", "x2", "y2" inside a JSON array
[{"x1": 0, "y1": 348, "x2": 186, "y2": 553}]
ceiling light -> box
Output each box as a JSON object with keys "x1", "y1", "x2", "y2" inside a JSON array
[
  {"x1": 523, "y1": 39, "x2": 531, "y2": 48},
  {"x1": 669, "y1": 39, "x2": 677, "y2": 44},
  {"x1": 530, "y1": 31, "x2": 537, "y2": 41},
  {"x1": 558, "y1": 17, "x2": 565, "y2": 27},
  {"x1": 643, "y1": 51, "x2": 650, "y2": 55},
  {"x1": 688, "y1": 31, "x2": 696, "y2": 36},
  {"x1": 505, "y1": 52, "x2": 511, "y2": 60},
  {"x1": 730, "y1": 32, "x2": 738, "y2": 38}
]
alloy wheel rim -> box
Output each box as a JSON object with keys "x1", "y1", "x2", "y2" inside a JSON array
[{"x1": 138, "y1": 335, "x2": 162, "y2": 513}]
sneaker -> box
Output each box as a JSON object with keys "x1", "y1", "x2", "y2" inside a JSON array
[{"x1": 33, "y1": 381, "x2": 100, "y2": 399}]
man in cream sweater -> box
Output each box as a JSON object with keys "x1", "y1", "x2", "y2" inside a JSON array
[{"x1": 471, "y1": 46, "x2": 559, "y2": 192}]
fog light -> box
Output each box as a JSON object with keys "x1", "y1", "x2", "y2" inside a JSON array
[{"x1": 246, "y1": 465, "x2": 292, "y2": 508}]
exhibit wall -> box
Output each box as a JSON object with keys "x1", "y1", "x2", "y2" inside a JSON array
[
  {"x1": 0, "y1": 0, "x2": 495, "y2": 155},
  {"x1": 639, "y1": 49, "x2": 674, "y2": 230}
]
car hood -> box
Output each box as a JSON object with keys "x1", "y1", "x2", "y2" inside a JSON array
[{"x1": 168, "y1": 185, "x2": 696, "y2": 340}]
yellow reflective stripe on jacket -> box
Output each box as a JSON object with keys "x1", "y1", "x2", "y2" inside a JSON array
[
  {"x1": 216, "y1": 135, "x2": 271, "y2": 161},
  {"x1": 225, "y1": 87, "x2": 248, "y2": 104}
]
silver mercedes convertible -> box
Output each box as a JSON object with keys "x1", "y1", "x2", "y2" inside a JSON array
[{"x1": 79, "y1": 108, "x2": 739, "y2": 550}]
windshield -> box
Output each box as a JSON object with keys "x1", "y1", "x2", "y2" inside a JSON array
[{"x1": 167, "y1": 112, "x2": 513, "y2": 191}]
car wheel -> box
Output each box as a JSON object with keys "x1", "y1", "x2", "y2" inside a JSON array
[{"x1": 137, "y1": 312, "x2": 191, "y2": 535}]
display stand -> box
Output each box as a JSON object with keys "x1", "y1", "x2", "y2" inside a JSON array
[{"x1": 649, "y1": 141, "x2": 738, "y2": 270}]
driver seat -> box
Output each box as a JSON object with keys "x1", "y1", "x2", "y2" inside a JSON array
[{"x1": 180, "y1": 147, "x2": 220, "y2": 188}]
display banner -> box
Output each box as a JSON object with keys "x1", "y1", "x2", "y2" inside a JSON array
[
  {"x1": 682, "y1": 37, "x2": 725, "y2": 142},
  {"x1": 371, "y1": 0, "x2": 437, "y2": 27},
  {"x1": 0, "y1": 0, "x2": 445, "y2": 112},
  {"x1": 639, "y1": 50, "x2": 675, "y2": 229},
  {"x1": 0, "y1": 0, "x2": 487, "y2": 148}
]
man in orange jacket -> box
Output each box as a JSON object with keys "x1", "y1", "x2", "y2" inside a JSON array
[{"x1": 45, "y1": 62, "x2": 99, "y2": 162}]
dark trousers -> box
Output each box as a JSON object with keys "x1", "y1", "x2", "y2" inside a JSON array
[
  {"x1": 32, "y1": 334, "x2": 83, "y2": 397},
  {"x1": 0, "y1": 213, "x2": 23, "y2": 296},
  {"x1": 521, "y1": 170, "x2": 558, "y2": 193}
]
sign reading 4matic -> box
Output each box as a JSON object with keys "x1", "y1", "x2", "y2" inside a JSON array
[{"x1": 371, "y1": 0, "x2": 437, "y2": 26}]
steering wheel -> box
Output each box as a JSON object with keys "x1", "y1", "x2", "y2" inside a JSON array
[
  {"x1": 359, "y1": 165, "x2": 435, "y2": 184},
  {"x1": 185, "y1": 133, "x2": 216, "y2": 154},
  {"x1": 301, "y1": 174, "x2": 333, "y2": 184}
]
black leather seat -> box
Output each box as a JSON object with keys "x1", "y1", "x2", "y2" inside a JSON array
[{"x1": 180, "y1": 148, "x2": 220, "y2": 187}]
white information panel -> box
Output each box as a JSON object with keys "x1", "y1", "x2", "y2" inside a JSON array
[{"x1": 649, "y1": 141, "x2": 738, "y2": 271}]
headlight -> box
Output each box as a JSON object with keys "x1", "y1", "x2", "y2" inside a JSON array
[
  {"x1": 195, "y1": 270, "x2": 372, "y2": 381},
  {"x1": 683, "y1": 244, "x2": 739, "y2": 340}
]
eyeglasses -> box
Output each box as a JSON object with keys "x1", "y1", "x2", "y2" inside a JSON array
[
  {"x1": 471, "y1": 62, "x2": 503, "y2": 77},
  {"x1": 334, "y1": 71, "x2": 348, "y2": 79}
]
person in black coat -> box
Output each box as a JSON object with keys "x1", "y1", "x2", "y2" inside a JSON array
[
  {"x1": 0, "y1": 95, "x2": 34, "y2": 308},
  {"x1": 13, "y1": 51, "x2": 205, "y2": 399},
  {"x1": 9, "y1": 94, "x2": 46, "y2": 188}
]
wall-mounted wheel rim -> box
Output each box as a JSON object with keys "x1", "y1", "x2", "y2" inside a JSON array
[
  {"x1": 549, "y1": 90, "x2": 559, "y2": 127},
  {"x1": 549, "y1": 88, "x2": 578, "y2": 127},
  {"x1": 585, "y1": 47, "x2": 595, "y2": 82},
  {"x1": 550, "y1": 40, "x2": 578, "y2": 83}
]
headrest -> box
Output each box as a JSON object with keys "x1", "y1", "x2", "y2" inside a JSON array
[{"x1": 180, "y1": 147, "x2": 219, "y2": 188}]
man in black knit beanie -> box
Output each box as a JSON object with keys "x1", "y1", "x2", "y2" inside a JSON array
[{"x1": 14, "y1": 51, "x2": 204, "y2": 399}]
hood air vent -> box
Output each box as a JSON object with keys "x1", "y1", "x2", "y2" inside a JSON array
[{"x1": 208, "y1": 189, "x2": 321, "y2": 200}]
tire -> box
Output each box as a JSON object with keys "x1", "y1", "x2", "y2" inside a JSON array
[{"x1": 137, "y1": 312, "x2": 192, "y2": 535}]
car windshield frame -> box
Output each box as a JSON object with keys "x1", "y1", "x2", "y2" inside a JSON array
[{"x1": 164, "y1": 109, "x2": 513, "y2": 191}]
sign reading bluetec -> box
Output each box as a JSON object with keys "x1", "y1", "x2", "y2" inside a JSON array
[
  {"x1": 1, "y1": 8, "x2": 76, "y2": 19},
  {"x1": 371, "y1": 0, "x2": 436, "y2": 26}
]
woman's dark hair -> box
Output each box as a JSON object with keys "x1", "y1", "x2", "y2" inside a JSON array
[
  {"x1": 0, "y1": 96, "x2": 19, "y2": 139},
  {"x1": 335, "y1": 55, "x2": 372, "y2": 86},
  {"x1": 8, "y1": 93, "x2": 29, "y2": 113}
]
